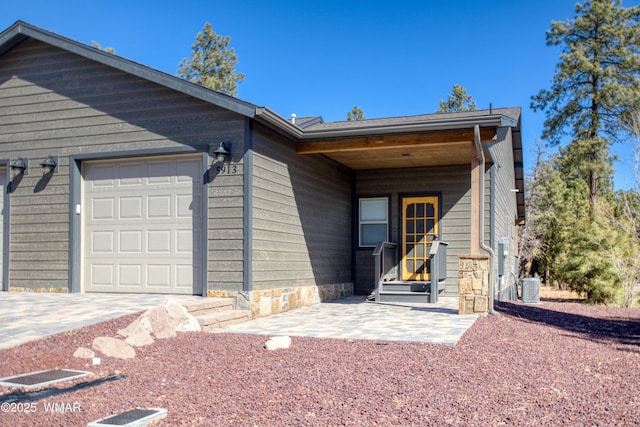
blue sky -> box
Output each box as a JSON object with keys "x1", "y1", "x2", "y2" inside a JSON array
[{"x1": 0, "y1": 0, "x2": 637, "y2": 189}]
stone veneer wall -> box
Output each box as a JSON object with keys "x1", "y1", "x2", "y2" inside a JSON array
[
  {"x1": 209, "y1": 282, "x2": 354, "y2": 319},
  {"x1": 9, "y1": 287, "x2": 68, "y2": 293},
  {"x1": 458, "y1": 254, "x2": 489, "y2": 315}
]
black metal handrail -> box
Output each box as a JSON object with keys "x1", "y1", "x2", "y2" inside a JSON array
[
  {"x1": 428, "y1": 240, "x2": 448, "y2": 303},
  {"x1": 373, "y1": 241, "x2": 397, "y2": 302}
]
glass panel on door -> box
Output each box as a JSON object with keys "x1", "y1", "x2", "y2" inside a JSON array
[{"x1": 401, "y1": 196, "x2": 439, "y2": 281}]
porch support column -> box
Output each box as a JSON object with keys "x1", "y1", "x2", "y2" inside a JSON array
[
  {"x1": 458, "y1": 254, "x2": 490, "y2": 314},
  {"x1": 470, "y1": 141, "x2": 480, "y2": 255}
]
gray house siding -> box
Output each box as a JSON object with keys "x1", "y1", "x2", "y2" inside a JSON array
[
  {"x1": 207, "y1": 143, "x2": 246, "y2": 294},
  {"x1": 355, "y1": 165, "x2": 471, "y2": 295},
  {"x1": 0, "y1": 39, "x2": 246, "y2": 292},
  {"x1": 251, "y1": 123, "x2": 353, "y2": 291},
  {"x1": 488, "y1": 127, "x2": 518, "y2": 299}
]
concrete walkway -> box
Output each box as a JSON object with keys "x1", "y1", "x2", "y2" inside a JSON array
[
  {"x1": 0, "y1": 292, "x2": 478, "y2": 350},
  {"x1": 215, "y1": 295, "x2": 478, "y2": 345}
]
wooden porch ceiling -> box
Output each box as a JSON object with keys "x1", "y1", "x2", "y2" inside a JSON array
[{"x1": 296, "y1": 128, "x2": 497, "y2": 170}]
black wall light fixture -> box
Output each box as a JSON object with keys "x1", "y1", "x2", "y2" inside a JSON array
[
  {"x1": 10, "y1": 157, "x2": 29, "y2": 175},
  {"x1": 40, "y1": 155, "x2": 59, "y2": 173},
  {"x1": 210, "y1": 142, "x2": 230, "y2": 163}
]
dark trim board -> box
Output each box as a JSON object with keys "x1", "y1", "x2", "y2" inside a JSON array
[
  {"x1": 243, "y1": 117, "x2": 254, "y2": 292},
  {"x1": 200, "y1": 153, "x2": 209, "y2": 297},
  {"x1": 1, "y1": 160, "x2": 9, "y2": 291},
  {"x1": 69, "y1": 157, "x2": 81, "y2": 292}
]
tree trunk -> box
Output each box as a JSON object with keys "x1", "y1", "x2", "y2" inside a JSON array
[{"x1": 590, "y1": 169, "x2": 598, "y2": 207}]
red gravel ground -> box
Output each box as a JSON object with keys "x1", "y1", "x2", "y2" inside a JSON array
[{"x1": 0, "y1": 300, "x2": 639, "y2": 426}]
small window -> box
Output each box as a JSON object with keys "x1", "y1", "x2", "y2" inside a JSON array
[{"x1": 359, "y1": 197, "x2": 388, "y2": 247}]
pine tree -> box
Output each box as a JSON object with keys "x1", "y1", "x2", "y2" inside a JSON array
[
  {"x1": 347, "y1": 105, "x2": 365, "y2": 121},
  {"x1": 531, "y1": 0, "x2": 640, "y2": 204},
  {"x1": 91, "y1": 41, "x2": 115, "y2": 54},
  {"x1": 178, "y1": 23, "x2": 245, "y2": 97},
  {"x1": 524, "y1": 133, "x2": 638, "y2": 304},
  {"x1": 554, "y1": 206, "x2": 623, "y2": 304},
  {"x1": 436, "y1": 84, "x2": 476, "y2": 113}
]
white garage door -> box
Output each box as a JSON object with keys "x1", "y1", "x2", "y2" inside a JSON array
[{"x1": 82, "y1": 155, "x2": 203, "y2": 294}]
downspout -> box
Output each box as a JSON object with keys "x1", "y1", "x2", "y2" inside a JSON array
[{"x1": 474, "y1": 125, "x2": 498, "y2": 316}]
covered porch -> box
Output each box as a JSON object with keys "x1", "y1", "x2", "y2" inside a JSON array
[{"x1": 292, "y1": 109, "x2": 524, "y2": 309}]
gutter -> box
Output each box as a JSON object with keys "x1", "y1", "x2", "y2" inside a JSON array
[
  {"x1": 474, "y1": 125, "x2": 498, "y2": 316},
  {"x1": 298, "y1": 115, "x2": 515, "y2": 140}
]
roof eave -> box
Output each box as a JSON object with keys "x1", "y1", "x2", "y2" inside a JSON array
[
  {"x1": 298, "y1": 114, "x2": 517, "y2": 141},
  {"x1": 254, "y1": 107, "x2": 304, "y2": 139}
]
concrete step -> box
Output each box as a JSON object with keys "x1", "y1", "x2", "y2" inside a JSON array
[
  {"x1": 182, "y1": 298, "x2": 234, "y2": 316},
  {"x1": 377, "y1": 290, "x2": 431, "y2": 303},
  {"x1": 181, "y1": 297, "x2": 251, "y2": 331},
  {"x1": 381, "y1": 282, "x2": 429, "y2": 292},
  {"x1": 197, "y1": 310, "x2": 251, "y2": 332}
]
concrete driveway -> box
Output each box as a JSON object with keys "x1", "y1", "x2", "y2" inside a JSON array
[{"x1": 0, "y1": 292, "x2": 201, "y2": 350}]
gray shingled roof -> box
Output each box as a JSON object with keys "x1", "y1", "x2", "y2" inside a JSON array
[{"x1": 303, "y1": 107, "x2": 521, "y2": 132}]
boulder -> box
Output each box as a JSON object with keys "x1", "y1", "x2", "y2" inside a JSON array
[
  {"x1": 165, "y1": 300, "x2": 201, "y2": 332},
  {"x1": 73, "y1": 347, "x2": 95, "y2": 359},
  {"x1": 93, "y1": 336, "x2": 136, "y2": 359},
  {"x1": 118, "y1": 317, "x2": 154, "y2": 347},
  {"x1": 145, "y1": 306, "x2": 176, "y2": 339},
  {"x1": 265, "y1": 336, "x2": 292, "y2": 350}
]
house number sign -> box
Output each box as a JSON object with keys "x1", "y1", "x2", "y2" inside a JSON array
[{"x1": 213, "y1": 163, "x2": 238, "y2": 175}]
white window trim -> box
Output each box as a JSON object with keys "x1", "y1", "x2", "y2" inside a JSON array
[{"x1": 359, "y1": 197, "x2": 389, "y2": 247}]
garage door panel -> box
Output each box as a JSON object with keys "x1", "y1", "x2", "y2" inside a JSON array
[
  {"x1": 92, "y1": 231, "x2": 114, "y2": 253},
  {"x1": 119, "y1": 231, "x2": 142, "y2": 253},
  {"x1": 176, "y1": 264, "x2": 194, "y2": 288},
  {"x1": 83, "y1": 155, "x2": 202, "y2": 294},
  {"x1": 92, "y1": 198, "x2": 115, "y2": 220},
  {"x1": 89, "y1": 165, "x2": 116, "y2": 186},
  {"x1": 120, "y1": 163, "x2": 144, "y2": 184},
  {"x1": 148, "y1": 196, "x2": 171, "y2": 218},
  {"x1": 177, "y1": 194, "x2": 194, "y2": 218},
  {"x1": 120, "y1": 197, "x2": 142, "y2": 219},
  {"x1": 148, "y1": 265, "x2": 171, "y2": 288},
  {"x1": 119, "y1": 265, "x2": 142, "y2": 287},
  {"x1": 177, "y1": 159, "x2": 201, "y2": 179},
  {"x1": 91, "y1": 264, "x2": 114, "y2": 287},
  {"x1": 148, "y1": 160, "x2": 171, "y2": 182},
  {"x1": 176, "y1": 229, "x2": 192, "y2": 253},
  {"x1": 148, "y1": 230, "x2": 171, "y2": 252}
]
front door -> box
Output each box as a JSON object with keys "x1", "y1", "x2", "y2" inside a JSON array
[{"x1": 401, "y1": 196, "x2": 439, "y2": 281}]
